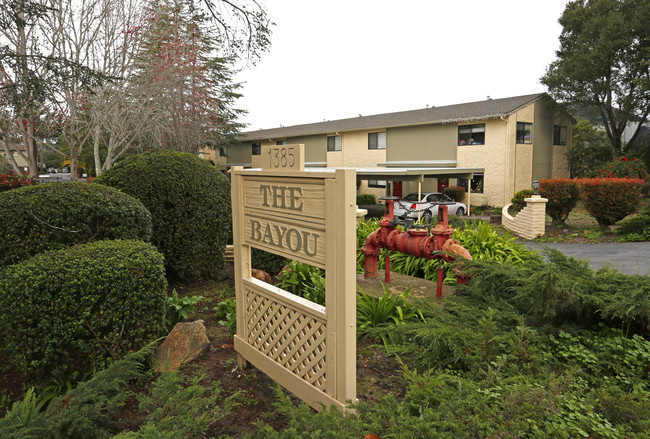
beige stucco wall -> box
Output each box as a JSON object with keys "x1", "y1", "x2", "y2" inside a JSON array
[
  {"x1": 456, "y1": 118, "x2": 508, "y2": 207},
  {"x1": 514, "y1": 144, "x2": 534, "y2": 192},
  {"x1": 327, "y1": 129, "x2": 387, "y2": 198}
]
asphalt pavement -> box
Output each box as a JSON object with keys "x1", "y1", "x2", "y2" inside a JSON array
[{"x1": 519, "y1": 241, "x2": 650, "y2": 276}]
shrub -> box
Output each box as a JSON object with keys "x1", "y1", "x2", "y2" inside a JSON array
[
  {"x1": 0, "y1": 240, "x2": 167, "y2": 382},
  {"x1": 539, "y1": 178, "x2": 581, "y2": 227},
  {"x1": 357, "y1": 193, "x2": 377, "y2": 205},
  {"x1": 510, "y1": 188, "x2": 535, "y2": 213},
  {"x1": 579, "y1": 178, "x2": 644, "y2": 228},
  {"x1": 251, "y1": 248, "x2": 289, "y2": 278},
  {"x1": 617, "y1": 202, "x2": 650, "y2": 241},
  {"x1": 0, "y1": 182, "x2": 152, "y2": 267},
  {"x1": 0, "y1": 344, "x2": 157, "y2": 437},
  {"x1": 593, "y1": 156, "x2": 649, "y2": 180},
  {"x1": 94, "y1": 150, "x2": 231, "y2": 281},
  {"x1": 0, "y1": 172, "x2": 36, "y2": 192},
  {"x1": 443, "y1": 186, "x2": 466, "y2": 202}
]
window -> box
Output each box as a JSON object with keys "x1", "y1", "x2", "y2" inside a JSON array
[
  {"x1": 516, "y1": 122, "x2": 532, "y2": 144},
  {"x1": 458, "y1": 124, "x2": 485, "y2": 145},
  {"x1": 368, "y1": 132, "x2": 386, "y2": 149},
  {"x1": 553, "y1": 125, "x2": 567, "y2": 145},
  {"x1": 327, "y1": 135, "x2": 342, "y2": 151},
  {"x1": 368, "y1": 180, "x2": 387, "y2": 188},
  {"x1": 425, "y1": 193, "x2": 452, "y2": 203},
  {"x1": 218, "y1": 147, "x2": 227, "y2": 157},
  {"x1": 457, "y1": 173, "x2": 484, "y2": 194},
  {"x1": 276, "y1": 140, "x2": 287, "y2": 145},
  {"x1": 252, "y1": 142, "x2": 261, "y2": 155}
]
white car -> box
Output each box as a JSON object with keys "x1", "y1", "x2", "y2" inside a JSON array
[{"x1": 392, "y1": 192, "x2": 467, "y2": 222}]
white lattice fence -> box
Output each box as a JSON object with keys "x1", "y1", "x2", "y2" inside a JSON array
[{"x1": 243, "y1": 279, "x2": 328, "y2": 391}]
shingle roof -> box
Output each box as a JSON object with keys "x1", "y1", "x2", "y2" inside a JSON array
[{"x1": 240, "y1": 93, "x2": 547, "y2": 141}]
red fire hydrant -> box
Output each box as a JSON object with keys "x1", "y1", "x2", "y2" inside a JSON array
[{"x1": 361, "y1": 198, "x2": 472, "y2": 298}]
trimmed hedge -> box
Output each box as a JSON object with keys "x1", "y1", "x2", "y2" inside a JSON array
[
  {"x1": 94, "y1": 151, "x2": 232, "y2": 281},
  {"x1": 0, "y1": 240, "x2": 167, "y2": 382},
  {"x1": 0, "y1": 181, "x2": 152, "y2": 267},
  {"x1": 580, "y1": 178, "x2": 644, "y2": 228},
  {"x1": 539, "y1": 178, "x2": 580, "y2": 227},
  {"x1": 443, "y1": 186, "x2": 466, "y2": 202},
  {"x1": 356, "y1": 193, "x2": 377, "y2": 205}
]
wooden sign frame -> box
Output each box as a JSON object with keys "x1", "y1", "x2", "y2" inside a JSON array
[{"x1": 230, "y1": 144, "x2": 356, "y2": 410}]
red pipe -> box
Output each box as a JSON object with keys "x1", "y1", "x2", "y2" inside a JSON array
[{"x1": 360, "y1": 203, "x2": 472, "y2": 296}]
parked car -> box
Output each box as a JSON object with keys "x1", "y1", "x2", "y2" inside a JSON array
[{"x1": 392, "y1": 192, "x2": 466, "y2": 221}]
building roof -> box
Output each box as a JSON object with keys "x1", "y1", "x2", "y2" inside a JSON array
[{"x1": 240, "y1": 93, "x2": 548, "y2": 142}]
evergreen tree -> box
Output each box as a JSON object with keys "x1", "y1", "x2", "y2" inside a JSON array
[
  {"x1": 125, "y1": 0, "x2": 244, "y2": 153},
  {"x1": 542, "y1": 0, "x2": 650, "y2": 160}
]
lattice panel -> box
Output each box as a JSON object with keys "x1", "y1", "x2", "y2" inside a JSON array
[{"x1": 244, "y1": 287, "x2": 327, "y2": 390}]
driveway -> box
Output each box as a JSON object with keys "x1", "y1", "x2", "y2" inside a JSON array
[{"x1": 519, "y1": 241, "x2": 650, "y2": 276}]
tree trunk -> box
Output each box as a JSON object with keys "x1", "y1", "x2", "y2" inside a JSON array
[{"x1": 1, "y1": 138, "x2": 25, "y2": 175}]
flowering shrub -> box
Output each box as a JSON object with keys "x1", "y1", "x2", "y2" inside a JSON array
[
  {"x1": 539, "y1": 179, "x2": 580, "y2": 227},
  {"x1": 594, "y1": 157, "x2": 649, "y2": 180},
  {"x1": 0, "y1": 173, "x2": 35, "y2": 192},
  {"x1": 579, "y1": 178, "x2": 644, "y2": 228}
]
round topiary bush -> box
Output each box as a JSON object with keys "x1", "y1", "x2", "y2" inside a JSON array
[
  {"x1": 94, "y1": 150, "x2": 231, "y2": 281},
  {"x1": 0, "y1": 240, "x2": 167, "y2": 382},
  {"x1": 539, "y1": 178, "x2": 580, "y2": 227},
  {"x1": 580, "y1": 178, "x2": 644, "y2": 228},
  {"x1": 0, "y1": 181, "x2": 152, "y2": 267}
]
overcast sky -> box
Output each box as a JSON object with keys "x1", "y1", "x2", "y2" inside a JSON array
[{"x1": 233, "y1": 0, "x2": 570, "y2": 131}]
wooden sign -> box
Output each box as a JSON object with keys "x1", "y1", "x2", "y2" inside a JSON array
[
  {"x1": 259, "y1": 144, "x2": 304, "y2": 172},
  {"x1": 230, "y1": 149, "x2": 356, "y2": 411}
]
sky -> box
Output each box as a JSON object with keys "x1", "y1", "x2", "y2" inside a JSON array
[{"x1": 233, "y1": 0, "x2": 571, "y2": 131}]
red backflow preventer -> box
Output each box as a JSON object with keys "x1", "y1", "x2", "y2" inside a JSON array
[{"x1": 360, "y1": 197, "x2": 472, "y2": 297}]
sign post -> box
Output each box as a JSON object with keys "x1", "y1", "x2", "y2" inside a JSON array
[{"x1": 230, "y1": 144, "x2": 356, "y2": 410}]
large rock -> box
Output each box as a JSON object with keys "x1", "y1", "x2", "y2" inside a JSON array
[
  {"x1": 251, "y1": 268, "x2": 272, "y2": 283},
  {"x1": 155, "y1": 320, "x2": 210, "y2": 372}
]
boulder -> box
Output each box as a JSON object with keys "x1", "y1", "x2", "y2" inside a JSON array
[
  {"x1": 251, "y1": 268, "x2": 272, "y2": 283},
  {"x1": 155, "y1": 320, "x2": 210, "y2": 372}
]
